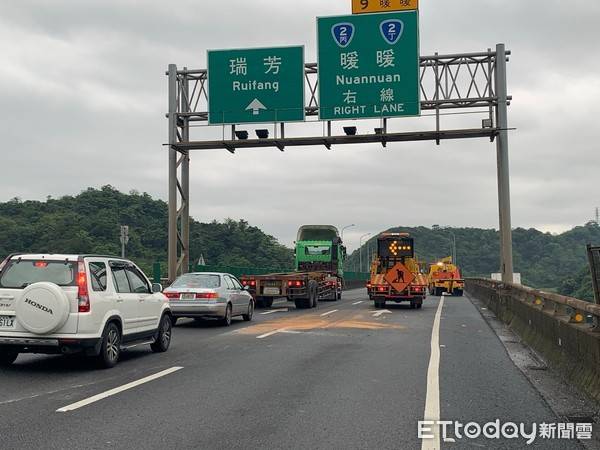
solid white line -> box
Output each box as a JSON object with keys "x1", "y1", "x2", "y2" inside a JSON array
[
  {"x1": 257, "y1": 329, "x2": 284, "y2": 339},
  {"x1": 56, "y1": 366, "x2": 183, "y2": 413},
  {"x1": 260, "y1": 308, "x2": 288, "y2": 315},
  {"x1": 421, "y1": 297, "x2": 445, "y2": 450},
  {"x1": 320, "y1": 309, "x2": 338, "y2": 317},
  {"x1": 352, "y1": 301, "x2": 363, "y2": 305}
]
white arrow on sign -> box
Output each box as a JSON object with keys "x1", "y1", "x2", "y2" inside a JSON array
[
  {"x1": 372, "y1": 310, "x2": 392, "y2": 318},
  {"x1": 246, "y1": 98, "x2": 267, "y2": 115}
]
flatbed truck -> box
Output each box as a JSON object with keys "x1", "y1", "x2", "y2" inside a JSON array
[{"x1": 240, "y1": 225, "x2": 344, "y2": 309}]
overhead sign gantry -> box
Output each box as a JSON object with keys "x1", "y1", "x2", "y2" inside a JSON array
[{"x1": 166, "y1": 2, "x2": 514, "y2": 286}]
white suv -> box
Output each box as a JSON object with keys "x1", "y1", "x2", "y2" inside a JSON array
[{"x1": 0, "y1": 254, "x2": 173, "y2": 368}]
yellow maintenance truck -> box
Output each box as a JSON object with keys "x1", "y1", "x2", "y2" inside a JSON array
[
  {"x1": 367, "y1": 233, "x2": 427, "y2": 309},
  {"x1": 427, "y1": 257, "x2": 464, "y2": 296}
]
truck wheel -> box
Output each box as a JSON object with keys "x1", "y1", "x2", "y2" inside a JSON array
[
  {"x1": 454, "y1": 289, "x2": 464, "y2": 297},
  {"x1": 410, "y1": 301, "x2": 416, "y2": 309},
  {"x1": 374, "y1": 300, "x2": 386, "y2": 309},
  {"x1": 309, "y1": 281, "x2": 318, "y2": 308},
  {"x1": 294, "y1": 298, "x2": 310, "y2": 309},
  {"x1": 434, "y1": 287, "x2": 442, "y2": 297},
  {"x1": 263, "y1": 298, "x2": 273, "y2": 308}
]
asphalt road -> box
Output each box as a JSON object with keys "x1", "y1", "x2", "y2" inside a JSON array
[{"x1": 0, "y1": 290, "x2": 585, "y2": 449}]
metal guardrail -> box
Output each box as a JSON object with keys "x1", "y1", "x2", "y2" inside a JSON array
[{"x1": 469, "y1": 278, "x2": 600, "y2": 329}]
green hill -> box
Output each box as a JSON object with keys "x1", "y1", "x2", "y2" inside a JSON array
[
  {"x1": 346, "y1": 224, "x2": 599, "y2": 301},
  {"x1": 0, "y1": 186, "x2": 294, "y2": 275}
]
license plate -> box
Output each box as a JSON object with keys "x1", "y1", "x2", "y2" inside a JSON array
[
  {"x1": 0, "y1": 316, "x2": 15, "y2": 330},
  {"x1": 263, "y1": 287, "x2": 280, "y2": 296},
  {"x1": 181, "y1": 293, "x2": 195, "y2": 300}
]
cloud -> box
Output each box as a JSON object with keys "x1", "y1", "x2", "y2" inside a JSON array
[{"x1": 0, "y1": 0, "x2": 597, "y2": 250}]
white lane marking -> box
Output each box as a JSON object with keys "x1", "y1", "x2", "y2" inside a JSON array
[
  {"x1": 320, "y1": 310, "x2": 338, "y2": 317},
  {"x1": 279, "y1": 330, "x2": 302, "y2": 335},
  {"x1": 352, "y1": 301, "x2": 363, "y2": 305},
  {"x1": 421, "y1": 297, "x2": 445, "y2": 450},
  {"x1": 56, "y1": 367, "x2": 183, "y2": 413},
  {"x1": 372, "y1": 310, "x2": 391, "y2": 318},
  {"x1": 257, "y1": 329, "x2": 285, "y2": 339},
  {"x1": 260, "y1": 308, "x2": 288, "y2": 315}
]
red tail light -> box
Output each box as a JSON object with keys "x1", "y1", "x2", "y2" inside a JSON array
[
  {"x1": 250, "y1": 280, "x2": 256, "y2": 287},
  {"x1": 378, "y1": 286, "x2": 386, "y2": 292},
  {"x1": 196, "y1": 292, "x2": 218, "y2": 299},
  {"x1": 165, "y1": 292, "x2": 180, "y2": 299},
  {"x1": 366, "y1": 283, "x2": 372, "y2": 289},
  {"x1": 34, "y1": 261, "x2": 48, "y2": 268},
  {"x1": 77, "y1": 261, "x2": 90, "y2": 313}
]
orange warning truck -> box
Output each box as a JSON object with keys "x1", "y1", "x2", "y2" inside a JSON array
[{"x1": 367, "y1": 232, "x2": 427, "y2": 309}]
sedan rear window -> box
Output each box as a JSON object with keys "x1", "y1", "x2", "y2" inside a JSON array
[
  {"x1": 0, "y1": 260, "x2": 77, "y2": 288},
  {"x1": 171, "y1": 274, "x2": 221, "y2": 289}
]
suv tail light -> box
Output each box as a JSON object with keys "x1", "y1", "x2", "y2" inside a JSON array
[
  {"x1": 77, "y1": 260, "x2": 90, "y2": 313},
  {"x1": 288, "y1": 280, "x2": 304, "y2": 287}
]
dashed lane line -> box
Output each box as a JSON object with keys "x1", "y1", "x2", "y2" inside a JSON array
[
  {"x1": 260, "y1": 308, "x2": 289, "y2": 315},
  {"x1": 320, "y1": 310, "x2": 339, "y2": 317},
  {"x1": 56, "y1": 366, "x2": 184, "y2": 413},
  {"x1": 257, "y1": 329, "x2": 286, "y2": 339},
  {"x1": 352, "y1": 301, "x2": 364, "y2": 305}
]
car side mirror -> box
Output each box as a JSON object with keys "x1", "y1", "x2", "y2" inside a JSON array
[{"x1": 152, "y1": 283, "x2": 163, "y2": 293}]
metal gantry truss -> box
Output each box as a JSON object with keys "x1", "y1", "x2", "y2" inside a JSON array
[{"x1": 167, "y1": 44, "x2": 514, "y2": 283}]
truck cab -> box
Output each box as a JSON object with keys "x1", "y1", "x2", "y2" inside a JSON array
[{"x1": 294, "y1": 225, "x2": 345, "y2": 278}]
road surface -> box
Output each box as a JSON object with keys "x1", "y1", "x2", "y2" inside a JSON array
[{"x1": 0, "y1": 290, "x2": 583, "y2": 449}]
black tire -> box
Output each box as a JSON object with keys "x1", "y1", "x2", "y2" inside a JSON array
[
  {"x1": 374, "y1": 300, "x2": 386, "y2": 309},
  {"x1": 221, "y1": 304, "x2": 232, "y2": 326},
  {"x1": 97, "y1": 322, "x2": 121, "y2": 369},
  {"x1": 263, "y1": 298, "x2": 274, "y2": 308},
  {"x1": 337, "y1": 290, "x2": 342, "y2": 301},
  {"x1": 454, "y1": 289, "x2": 464, "y2": 297},
  {"x1": 410, "y1": 301, "x2": 416, "y2": 309},
  {"x1": 309, "y1": 281, "x2": 318, "y2": 308},
  {"x1": 0, "y1": 350, "x2": 18, "y2": 366},
  {"x1": 151, "y1": 315, "x2": 172, "y2": 353},
  {"x1": 294, "y1": 298, "x2": 311, "y2": 309},
  {"x1": 434, "y1": 287, "x2": 443, "y2": 297},
  {"x1": 242, "y1": 301, "x2": 254, "y2": 321},
  {"x1": 416, "y1": 302, "x2": 423, "y2": 309},
  {"x1": 171, "y1": 317, "x2": 178, "y2": 326}
]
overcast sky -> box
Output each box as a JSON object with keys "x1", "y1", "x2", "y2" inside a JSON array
[{"x1": 1, "y1": 0, "x2": 598, "y2": 250}]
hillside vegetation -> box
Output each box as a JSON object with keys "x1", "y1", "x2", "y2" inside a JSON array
[
  {"x1": 0, "y1": 187, "x2": 595, "y2": 301},
  {"x1": 347, "y1": 224, "x2": 599, "y2": 301},
  {"x1": 0, "y1": 186, "x2": 294, "y2": 274}
]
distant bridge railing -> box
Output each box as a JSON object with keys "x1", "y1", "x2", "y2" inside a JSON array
[{"x1": 466, "y1": 278, "x2": 600, "y2": 402}]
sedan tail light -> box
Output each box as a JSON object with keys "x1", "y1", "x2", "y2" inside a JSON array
[
  {"x1": 164, "y1": 292, "x2": 181, "y2": 299},
  {"x1": 196, "y1": 292, "x2": 218, "y2": 299}
]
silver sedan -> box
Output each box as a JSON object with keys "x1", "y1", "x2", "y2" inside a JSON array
[{"x1": 164, "y1": 272, "x2": 254, "y2": 326}]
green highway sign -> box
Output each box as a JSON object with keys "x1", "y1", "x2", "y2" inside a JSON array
[
  {"x1": 317, "y1": 11, "x2": 420, "y2": 121},
  {"x1": 208, "y1": 46, "x2": 305, "y2": 125}
]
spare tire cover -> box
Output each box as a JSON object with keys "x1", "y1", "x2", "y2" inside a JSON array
[{"x1": 16, "y1": 282, "x2": 70, "y2": 335}]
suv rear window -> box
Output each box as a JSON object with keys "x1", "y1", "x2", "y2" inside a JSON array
[{"x1": 0, "y1": 260, "x2": 77, "y2": 288}]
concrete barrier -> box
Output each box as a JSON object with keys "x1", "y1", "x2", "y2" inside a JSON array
[{"x1": 466, "y1": 278, "x2": 600, "y2": 403}]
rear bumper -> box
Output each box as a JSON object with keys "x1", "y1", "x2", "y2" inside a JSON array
[
  {"x1": 0, "y1": 336, "x2": 102, "y2": 355},
  {"x1": 170, "y1": 302, "x2": 227, "y2": 318}
]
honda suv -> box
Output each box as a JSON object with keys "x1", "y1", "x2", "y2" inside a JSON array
[{"x1": 0, "y1": 254, "x2": 173, "y2": 368}]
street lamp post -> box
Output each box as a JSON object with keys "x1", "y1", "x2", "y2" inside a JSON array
[
  {"x1": 341, "y1": 224, "x2": 356, "y2": 242},
  {"x1": 359, "y1": 233, "x2": 371, "y2": 273},
  {"x1": 440, "y1": 227, "x2": 457, "y2": 264}
]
